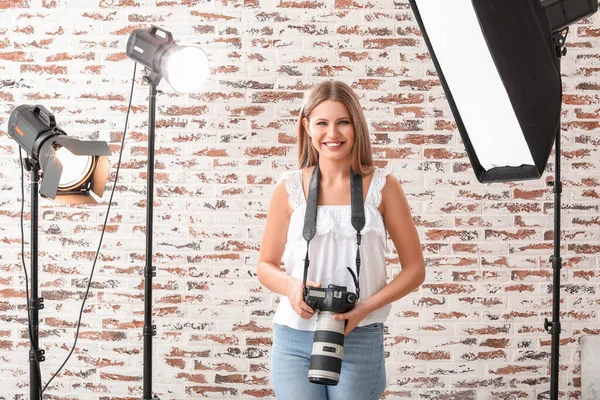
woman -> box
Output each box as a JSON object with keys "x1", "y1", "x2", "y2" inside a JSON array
[{"x1": 257, "y1": 80, "x2": 425, "y2": 400}]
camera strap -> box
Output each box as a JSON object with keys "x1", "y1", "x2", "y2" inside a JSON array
[{"x1": 302, "y1": 163, "x2": 366, "y2": 299}]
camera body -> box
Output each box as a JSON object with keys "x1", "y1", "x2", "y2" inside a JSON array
[{"x1": 304, "y1": 284, "x2": 357, "y2": 314}]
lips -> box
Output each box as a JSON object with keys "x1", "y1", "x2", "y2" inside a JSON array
[{"x1": 323, "y1": 142, "x2": 344, "y2": 148}]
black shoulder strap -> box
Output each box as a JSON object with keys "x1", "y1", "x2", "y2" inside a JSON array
[
  {"x1": 303, "y1": 165, "x2": 320, "y2": 242},
  {"x1": 350, "y1": 170, "x2": 365, "y2": 235},
  {"x1": 348, "y1": 168, "x2": 364, "y2": 298},
  {"x1": 302, "y1": 163, "x2": 365, "y2": 299}
]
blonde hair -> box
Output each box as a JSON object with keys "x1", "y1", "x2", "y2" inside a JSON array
[{"x1": 297, "y1": 80, "x2": 374, "y2": 175}]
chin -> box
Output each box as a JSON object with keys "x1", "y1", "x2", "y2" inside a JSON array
[{"x1": 319, "y1": 153, "x2": 352, "y2": 162}]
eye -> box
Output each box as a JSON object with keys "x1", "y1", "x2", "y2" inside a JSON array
[
  {"x1": 339, "y1": 120, "x2": 350, "y2": 125},
  {"x1": 316, "y1": 121, "x2": 327, "y2": 126}
]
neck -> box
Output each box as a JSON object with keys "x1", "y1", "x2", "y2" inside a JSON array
[{"x1": 317, "y1": 158, "x2": 351, "y2": 184}]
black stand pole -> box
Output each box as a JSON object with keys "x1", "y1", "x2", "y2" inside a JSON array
[
  {"x1": 545, "y1": 117, "x2": 562, "y2": 400},
  {"x1": 26, "y1": 160, "x2": 45, "y2": 400},
  {"x1": 544, "y1": 31, "x2": 567, "y2": 400},
  {"x1": 142, "y1": 74, "x2": 159, "y2": 400}
]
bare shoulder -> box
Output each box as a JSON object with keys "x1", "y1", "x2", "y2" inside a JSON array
[
  {"x1": 379, "y1": 173, "x2": 406, "y2": 216},
  {"x1": 382, "y1": 172, "x2": 401, "y2": 190},
  {"x1": 272, "y1": 173, "x2": 294, "y2": 217},
  {"x1": 273, "y1": 174, "x2": 289, "y2": 197}
]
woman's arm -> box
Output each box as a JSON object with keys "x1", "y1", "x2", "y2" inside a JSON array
[
  {"x1": 257, "y1": 179, "x2": 319, "y2": 319},
  {"x1": 257, "y1": 180, "x2": 293, "y2": 295},
  {"x1": 334, "y1": 173, "x2": 426, "y2": 333}
]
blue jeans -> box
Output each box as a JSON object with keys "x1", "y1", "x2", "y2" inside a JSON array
[{"x1": 271, "y1": 323, "x2": 386, "y2": 400}]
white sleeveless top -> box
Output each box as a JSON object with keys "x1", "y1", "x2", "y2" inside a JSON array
[{"x1": 272, "y1": 167, "x2": 392, "y2": 331}]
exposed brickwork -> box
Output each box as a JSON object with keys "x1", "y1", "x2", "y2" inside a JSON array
[{"x1": 0, "y1": 1, "x2": 599, "y2": 399}]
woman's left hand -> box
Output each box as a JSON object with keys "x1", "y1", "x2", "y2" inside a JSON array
[{"x1": 333, "y1": 302, "x2": 372, "y2": 335}]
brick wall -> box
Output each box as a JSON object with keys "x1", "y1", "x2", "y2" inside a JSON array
[{"x1": 0, "y1": 1, "x2": 599, "y2": 399}]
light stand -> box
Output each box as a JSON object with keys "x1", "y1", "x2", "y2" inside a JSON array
[
  {"x1": 7, "y1": 104, "x2": 111, "y2": 400},
  {"x1": 142, "y1": 72, "x2": 160, "y2": 400},
  {"x1": 125, "y1": 26, "x2": 209, "y2": 400},
  {"x1": 408, "y1": 0, "x2": 598, "y2": 398},
  {"x1": 544, "y1": 30, "x2": 568, "y2": 400},
  {"x1": 547, "y1": 114, "x2": 563, "y2": 400},
  {"x1": 25, "y1": 159, "x2": 45, "y2": 400}
]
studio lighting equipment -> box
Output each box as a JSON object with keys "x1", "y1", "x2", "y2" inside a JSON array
[
  {"x1": 7, "y1": 104, "x2": 111, "y2": 400},
  {"x1": 8, "y1": 105, "x2": 111, "y2": 204},
  {"x1": 126, "y1": 26, "x2": 209, "y2": 94},
  {"x1": 542, "y1": 0, "x2": 599, "y2": 32},
  {"x1": 409, "y1": 0, "x2": 598, "y2": 398},
  {"x1": 126, "y1": 25, "x2": 210, "y2": 400}
]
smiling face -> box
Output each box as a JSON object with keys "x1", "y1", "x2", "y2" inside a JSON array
[{"x1": 302, "y1": 100, "x2": 355, "y2": 165}]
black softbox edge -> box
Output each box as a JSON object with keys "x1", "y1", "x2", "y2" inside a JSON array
[
  {"x1": 409, "y1": 0, "x2": 562, "y2": 183},
  {"x1": 472, "y1": 0, "x2": 561, "y2": 182}
]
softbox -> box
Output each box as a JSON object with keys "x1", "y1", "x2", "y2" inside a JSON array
[{"x1": 410, "y1": 0, "x2": 562, "y2": 182}]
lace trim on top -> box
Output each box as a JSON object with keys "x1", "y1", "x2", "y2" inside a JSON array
[
  {"x1": 282, "y1": 170, "x2": 305, "y2": 210},
  {"x1": 367, "y1": 168, "x2": 389, "y2": 209},
  {"x1": 281, "y1": 167, "x2": 391, "y2": 242},
  {"x1": 283, "y1": 167, "x2": 390, "y2": 211}
]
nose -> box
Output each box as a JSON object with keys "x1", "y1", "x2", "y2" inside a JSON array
[{"x1": 327, "y1": 124, "x2": 341, "y2": 138}]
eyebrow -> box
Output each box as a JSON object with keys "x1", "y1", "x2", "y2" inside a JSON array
[{"x1": 313, "y1": 117, "x2": 351, "y2": 122}]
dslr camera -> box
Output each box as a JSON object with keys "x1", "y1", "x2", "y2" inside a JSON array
[{"x1": 304, "y1": 284, "x2": 358, "y2": 385}]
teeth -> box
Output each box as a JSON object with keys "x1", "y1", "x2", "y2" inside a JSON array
[{"x1": 325, "y1": 143, "x2": 342, "y2": 147}]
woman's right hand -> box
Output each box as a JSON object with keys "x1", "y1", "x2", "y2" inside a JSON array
[{"x1": 286, "y1": 277, "x2": 321, "y2": 319}]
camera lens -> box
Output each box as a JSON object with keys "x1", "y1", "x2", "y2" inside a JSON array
[{"x1": 308, "y1": 311, "x2": 345, "y2": 386}]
